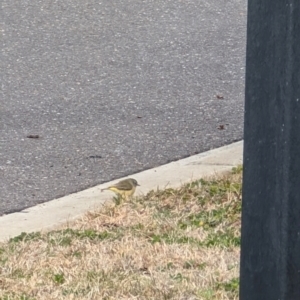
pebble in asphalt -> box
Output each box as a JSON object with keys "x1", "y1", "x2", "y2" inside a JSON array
[{"x1": 1, "y1": 0, "x2": 247, "y2": 215}]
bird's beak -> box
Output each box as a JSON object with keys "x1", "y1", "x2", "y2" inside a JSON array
[{"x1": 137, "y1": 183, "x2": 140, "y2": 186}]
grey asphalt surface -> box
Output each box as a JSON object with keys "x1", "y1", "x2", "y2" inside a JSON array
[{"x1": 1, "y1": 0, "x2": 247, "y2": 215}]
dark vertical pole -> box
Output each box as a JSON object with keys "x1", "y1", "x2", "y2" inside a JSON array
[{"x1": 240, "y1": 0, "x2": 300, "y2": 299}]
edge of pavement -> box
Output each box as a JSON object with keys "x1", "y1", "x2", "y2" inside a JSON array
[{"x1": 0, "y1": 140, "x2": 243, "y2": 242}]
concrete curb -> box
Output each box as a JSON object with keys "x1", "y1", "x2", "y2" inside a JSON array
[{"x1": 0, "y1": 141, "x2": 243, "y2": 242}]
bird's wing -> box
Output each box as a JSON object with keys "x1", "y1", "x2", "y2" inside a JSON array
[{"x1": 113, "y1": 180, "x2": 133, "y2": 190}]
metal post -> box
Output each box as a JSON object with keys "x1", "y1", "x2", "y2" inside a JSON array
[{"x1": 240, "y1": 0, "x2": 300, "y2": 299}]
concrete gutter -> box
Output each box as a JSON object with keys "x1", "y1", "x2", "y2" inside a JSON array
[{"x1": 0, "y1": 141, "x2": 243, "y2": 242}]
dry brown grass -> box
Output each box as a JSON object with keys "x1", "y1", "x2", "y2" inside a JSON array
[{"x1": 0, "y1": 166, "x2": 242, "y2": 300}]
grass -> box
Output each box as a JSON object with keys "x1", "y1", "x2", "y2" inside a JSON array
[{"x1": 0, "y1": 166, "x2": 242, "y2": 300}]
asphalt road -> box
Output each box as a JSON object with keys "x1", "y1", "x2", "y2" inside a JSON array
[{"x1": 1, "y1": 0, "x2": 247, "y2": 215}]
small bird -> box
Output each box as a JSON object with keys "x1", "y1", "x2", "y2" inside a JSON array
[{"x1": 101, "y1": 178, "x2": 140, "y2": 199}]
